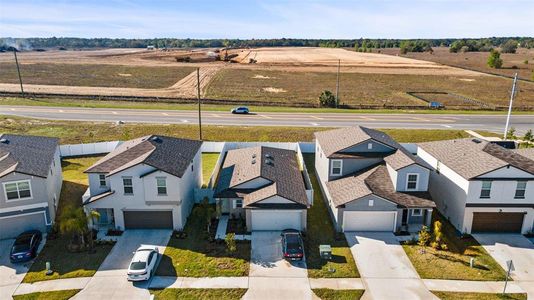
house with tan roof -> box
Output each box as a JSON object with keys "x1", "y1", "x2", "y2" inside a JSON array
[
  {"x1": 418, "y1": 138, "x2": 534, "y2": 234},
  {"x1": 0, "y1": 134, "x2": 62, "y2": 239},
  {"x1": 82, "y1": 135, "x2": 202, "y2": 231},
  {"x1": 314, "y1": 126, "x2": 435, "y2": 232},
  {"x1": 214, "y1": 146, "x2": 312, "y2": 231}
]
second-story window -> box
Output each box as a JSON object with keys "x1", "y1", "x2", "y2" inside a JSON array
[
  {"x1": 406, "y1": 174, "x2": 419, "y2": 190},
  {"x1": 514, "y1": 181, "x2": 527, "y2": 199},
  {"x1": 99, "y1": 174, "x2": 106, "y2": 187},
  {"x1": 4, "y1": 180, "x2": 32, "y2": 200},
  {"x1": 156, "y1": 177, "x2": 167, "y2": 195},
  {"x1": 331, "y1": 160, "x2": 342, "y2": 176},
  {"x1": 480, "y1": 181, "x2": 492, "y2": 198},
  {"x1": 123, "y1": 177, "x2": 133, "y2": 195}
]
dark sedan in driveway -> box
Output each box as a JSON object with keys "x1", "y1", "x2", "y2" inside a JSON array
[
  {"x1": 281, "y1": 229, "x2": 304, "y2": 261},
  {"x1": 10, "y1": 230, "x2": 42, "y2": 263}
]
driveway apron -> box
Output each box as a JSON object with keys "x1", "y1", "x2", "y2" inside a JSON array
[
  {"x1": 72, "y1": 229, "x2": 171, "y2": 300},
  {"x1": 345, "y1": 232, "x2": 438, "y2": 300},
  {"x1": 0, "y1": 239, "x2": 31, "y2": 300}
]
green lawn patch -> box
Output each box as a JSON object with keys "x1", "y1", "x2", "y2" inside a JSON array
[
  {"x1": 150, "y1": 289, "x2": 247, "y2": 300},
  {"x1": 303, "y1": 154, "x2": 359, "y2": 278},
  {"x1": 156, "y1": 205, "x2": 250, "y2": 277},
  {"x1": 312, "y1": 289, "x2": 365, "y2": 300},
  {"x1": 13, "y1": 289, "x2": 81, "y2": 300},
  {"x1": 23, "y1": 156, "x2": 114, "y2": 283},
  {"x1": 403, "y1": 212, "x2": 507, "y2": 281},
  {"x1": 202, "y1": 152, "x2": 220, "y2": 187},
  {"x1": 432, "y1": 291, "x2": 527, "y2": 300}
]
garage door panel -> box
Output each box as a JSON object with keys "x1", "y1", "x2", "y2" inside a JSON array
[
  {"x1": 251, "y1": 210, "x2": 302, "y2": 231},
  {"x1": 343, "y1": 211, "x2": 396, "y2": 232},
  {"x1": 123, "y1": 211, "x2": 173, "y2": 229},
  {"x1": 472, "y1": 212, "x2": 524, "y2": 233},
  {"x1": 0, "y1": 213, "x2": 47, "y2": 239}
]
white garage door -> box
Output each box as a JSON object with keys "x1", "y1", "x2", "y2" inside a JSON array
[
  {"x1": 251, "y1": 210, "x2": 302, "y2": 231},
  {"x1": 0, "y1": 212, "x2": 47, "y2": 240},
  {"x1": 343, "y1": 211, "x2": 396, "y2": 232}
]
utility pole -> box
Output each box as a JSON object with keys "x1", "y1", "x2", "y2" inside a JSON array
[
  {"x1": 13, "y1": 49, "x2": 24, "y2": 98},
  {"x1": 197, "y1": 68, "x2": 202, "y2": 141},
  {"x1": 335, "y1": 59, "x2": 340, "y2": 108},
  {"x1": 503, "y1": 73, "x2": 518, "y2": 140}
]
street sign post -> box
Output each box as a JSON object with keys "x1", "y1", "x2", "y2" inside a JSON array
[{"x1": 503, "y1": 260, "x2": 515, "y2": 295}]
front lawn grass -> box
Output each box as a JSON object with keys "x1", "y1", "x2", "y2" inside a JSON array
[
  {"x1": 402, "y1": 212, "x2": 507, "y2": 281},
  {"x1": 312, "y1": 289, "x2": 365, "y2": 300},
  {"x1": 303, "y1": 154, "x2": 359, "y2": 278},
  {"x1": 156, "y1": 205, "x2": 250, "y2": 277},
  {"x1": 432, "y1": 291, "x2": 527, "y2": 300},
  {"x1": 13, "y1": 289, "x2": 81, "y2": 300},
  {"x1": 23, "y1": 156, "x2": 114, "y2": 283},
  {"x1": 202, "y1": 152, "x2": 220, "y2": 187},
  {"x1": 150, "y1": 288, "x2": 247, "y2": 300},
  {"x1": 0, "y1": 115, "x2": 489, "y2": 144}
]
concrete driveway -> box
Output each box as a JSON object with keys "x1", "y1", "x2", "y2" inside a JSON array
[
  {"x1": 72, "y1": 229, "x2": 171, "y2": 300},
  {"x1": 244, "y1": 231, "x2": 312, "y2": 300},
  {"x1": 473, "y1": 234, "x2": 534, "y2": 297},
  {"x1": 345, "y1": 232, "x2": 438, "y2": 300},
  {"x1": 0, "y1": 237, "x2": 45, "y2": 300}
]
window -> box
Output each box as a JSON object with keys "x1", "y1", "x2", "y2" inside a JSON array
[
  {"x1": 406, "y1": 174, "x2": 418, "y2": 190},
  {"x1": 156, "y1": 177, "x2": 167, "y2": 195},
  {"x1": 515, "y1": 181, "x2": 527, "y2": 199},
  {"x1": 122, "y1": 177, "x2": 133, "y2": 195},
  {"x1": 4, "y1": 180, "x2": 32, "y2": 201},
  {"x1": 233, "y1": 199, "x2": 243, "y2": 209},
  {"x1": 368, "y1": 143, "x2": 373, "y2": 150},
  {"x1": 411, "y1": 208, "x2": 422, "y2": 216},
  {"x1": 368, "y1": 199, "x2": 374, "y2": 207},
  {"x1": 480, "y1": 181, "x2": 492, "y2": 198},
  {"x1": 331, "y1": 160, "x2": 342, "y2": 176},
  {"x1": 98, "y1": 174, "x2": 106, "y2": 187}
]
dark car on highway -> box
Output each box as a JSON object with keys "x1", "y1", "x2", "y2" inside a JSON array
[
  {"x1": 230, "y1": 106, "x2": 250, "y2": 114},
  {"x1": 10, "y1": 230, "x2": 42, "y2": 263},
  {"x1": 281, "y1": 229, "x2": 304, "y2": 261}
]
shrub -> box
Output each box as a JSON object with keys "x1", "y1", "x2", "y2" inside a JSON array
[
  {"x1": 524, "y1": 60, "x2": 529, "y2": 65},
  {"x1": 418, "y1": 225, "x2": 431, "y2": 253},
  {"x1": 440, "y1": 243, "x2": 448, "y2": 251},
  {"x1": 487, "y1": 50, "x2": 503, "y2": 69},
  {"x1": 433, "y1": 221, "x2": 443, "y2": 244},
  {"x1": 430, "y1": 241, "x2": 440, "y2": 249},
  {"x1": 318, "y1": 90, "x2": 337, "y2": 108},
  {"x1": 225, "y1": 233, "x2": 236, "y2": 253}
]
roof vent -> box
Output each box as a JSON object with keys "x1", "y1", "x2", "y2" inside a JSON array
[
  {"x1": 252, "y1": 154, "x2": 256, "y2": 159},
  {"x1": 0, "y1": 138, "x2": 8, "y2": 144},
  {"x1": 471, "y1": 139, "x2": 482, "y2": 144},
  {"x1": 251, "y1": 159, "x2": 256, "y2": 164},
  {"x1": 265, "y1": 154, "x2": 273, "y2": 159},
  {"x1": 265, "y1": 159, "x2": 273, "y2": 165},
  {"x1": 151, "y1": 136, "x2": 162, "y2": 143}
]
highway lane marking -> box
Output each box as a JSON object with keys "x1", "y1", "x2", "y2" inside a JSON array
[
  {"x1": 211, "y1": 114, "x2": 221, "y2": 118},
  {"x1": 310, "y1": 115, "x2": 324, "y2": 120},
  {"x1": 310, "y1": 122, "x2": 320, "y2": 126},
  {"x1": 358, "y1": 116, "x2": 376, "y2": 121},
  {"x1": 441, "y1": 125, "x2": 452, "y2": 128},
  {"x1": 10, "y1": 108, "x2": 15, "y2": 111},
  {"x1": 58, "y1": 109, "x2": 64, "y2": 113},
  {"x1": 112, "y1": 111, "x2": 118, "y2": 115},
  {"x1": 161, "y1": 113, "x2": 169, "y2": 116},
  {"x1": 411, "y1": 117, "x2": 431, "y2": 121},
  {"x1": 260, "y1": 114, "x2": 273, "y2": 119},
  {"x1": 182, "y1": 120, "x2": 190, "y2": 123}
]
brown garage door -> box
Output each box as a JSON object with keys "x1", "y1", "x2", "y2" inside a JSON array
[
  {"x1": 123, "y1": 211, "x2": 173, "y2": 229},
  {"x1": 472, "y1": 212, "x2": 524, "y2": 233}
]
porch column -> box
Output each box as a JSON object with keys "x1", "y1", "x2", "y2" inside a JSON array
[{"x1": 425, "y1": 209, "x2": 433, "y2": 227}]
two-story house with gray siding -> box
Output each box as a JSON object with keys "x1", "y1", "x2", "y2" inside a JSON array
[
  {"x1": 0, "y1": 134, "x2": 62, "y2": 240},
  {"x1": 82, "y1": 135, "x2": 202, "y2": 231},
  {"x1": 418, "y1": 139, "x2": 534, "y2": 234},
  {"x1": 315, "y1": 127, "x2": 435, "y2": 232}
]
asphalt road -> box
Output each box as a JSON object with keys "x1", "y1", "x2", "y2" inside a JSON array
[{"x1": 1, "y1": 105, "x2": 532, "y2": 133}]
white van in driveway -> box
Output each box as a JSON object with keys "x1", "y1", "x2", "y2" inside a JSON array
[{"x1": 127, "y1": 245, "x2": 159, "y2": 281}]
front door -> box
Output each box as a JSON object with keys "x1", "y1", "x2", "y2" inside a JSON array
[{"x1": 220, "y1": 199, "x2": 231, "y2": 214}]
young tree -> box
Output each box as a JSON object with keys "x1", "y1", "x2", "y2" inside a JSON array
[
  {"x1": 523, "y1": 129, "x2": 533, "y2": 147},
  {"x1": 418, "y1": 225, "x2": 431, "y2": 254},
  {"x1": 59, "y1": 206, "x2": 89, "y2": 248},
  {"x1": 225, "y1": 233, "x2": 237, "y2": 254},
  {"x1": 199, "y1": 198, "x2": 215, "y2": 234},
  {"x1": 506, "y1": 127, "x2": 517, "y2": 140},
  {"x1": 318, "y1": 90, "x2": 336, "y2": 108},
  {"x1": 487, "y1": 50, "x2": 503, "y2": 69}
]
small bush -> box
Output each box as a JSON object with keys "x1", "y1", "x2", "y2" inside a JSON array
[
  {"x1": 440, "y1": 243, "x2": 448, "y2": 251},
  {"x1": 430, "y1": 241, "x2": 440, "y2": 249},
  {"x1": 524, "y1": 60, "x2": 529, "y2": 65},
  {"x1": 318, "y1": 90, "x2": 337, "y2": 108},
  {"x1": 225, "y1": 233, "x2": 236, "y2": 253}
]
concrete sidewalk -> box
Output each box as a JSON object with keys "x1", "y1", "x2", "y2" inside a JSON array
[
  {"x1": 13, "y1": 277, "x2": 91, "y2": 296},
  {"x1": 423, "y1": 279, "x2": 525, "y2": 294},
  {"x1": 309, "y1": 278, "x2": 364, "y2": 290},
  {"x1": 150, "y1": 276, "x2": 248, "y2": 289}
]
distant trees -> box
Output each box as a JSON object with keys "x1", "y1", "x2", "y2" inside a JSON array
[
  {"x1": 399, "y1": 40, "x2": 433, "y2": 54},
  {"x1": 487, "y1": 50, "x2": 503, "y2": 69},
  {"x1": 449, "y1": 39, "x2": 493, "y2": 53},
  {"x1": 500, "y1": 39, "x2": 518, "y2": 54}
]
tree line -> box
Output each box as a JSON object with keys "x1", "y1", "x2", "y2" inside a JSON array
[{"x1": 1, "y1": 37, "x2": 533, "y2": 52}]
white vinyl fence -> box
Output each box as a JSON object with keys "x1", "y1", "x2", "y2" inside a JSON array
[{"x1": 60, "y1": 141, "x2": 121, "y2": 157}]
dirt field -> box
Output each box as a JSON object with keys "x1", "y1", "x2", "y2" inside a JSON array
[
  {"x1": 206, "y1": 69, "x2": 534, "y2": 108},
  {"x1": 379, "y1": 47, "x2": 534, "y2": 80}
]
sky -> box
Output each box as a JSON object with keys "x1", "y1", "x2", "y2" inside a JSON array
[{"x1": 1, "y1": 0, "x2": 533, "y2": 39}]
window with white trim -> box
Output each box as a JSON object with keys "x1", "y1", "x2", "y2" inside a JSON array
[
  {"x1": 411, "y1": 208, "x2": 422, "y2": 216},
  {"x1": 156, "y1": 177, "x2": 167, "y2": 195},
  {"x1": 368, "y1": 143, "x2": 373, "y2": 150},
  {"x1": 4, "y1": 180, "x2": 32, "y2": 201},
  {"x1": 406, "y1": 173, "x2": 418, "y2": 190},
  {"x1": 480, "y1": 181, "x2": 492, "y2": 198},
  {"x1": 98, "y1": 174, "x2": 106, "y2": 187},
  {"x1": 514, "y1": 181, "x2": 527, "y2": 199},
  {"x1": 331, "y1": 160, "x2": 342, "y2": 176},
  {"x1": 368, "y1": 199, "x2": 374, "y2": 207},
  {"x1": 122, "y1": 177, "x2": 133, "y2": 195},
  {"x1": 233, "y1": 199, "x2": 243, "y2": 209}
]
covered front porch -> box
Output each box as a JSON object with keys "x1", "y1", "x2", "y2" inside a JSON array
[{"x1": 398, "y1": 207, "x2": 433, "y2": 233}]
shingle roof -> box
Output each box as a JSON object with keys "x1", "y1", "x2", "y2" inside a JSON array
[
  {"x1": 418, "y1": 139, "x2": 534, "y2": 179},
  {"x1": 214, "y1": 146, "x2": 308, "y2": 207},
  {"x1": 326, "y1": 164, "x2": 434, "y2": 208},
  {"x1": 0, "y1": 134, "x2": 59, "y2": 178},
  {"x1": 514, "y1": 148, "x2": 534, "y2": 161},
  {"x1": 85, "y1": 135, "x2": 202, "y2": 178}
]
